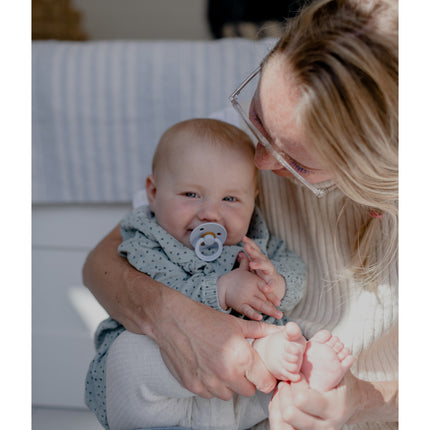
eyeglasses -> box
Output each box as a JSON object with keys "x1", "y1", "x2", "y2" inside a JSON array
[{"x1": 229, "y1": 66, "x2": 336, "y2": 198}]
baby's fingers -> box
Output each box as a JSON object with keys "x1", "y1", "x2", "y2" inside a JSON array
[
  {"x1": 240, "y1": 298, "x2": 283, "y2": 320},
  {"x1": 237, "y1": 304, "x2": 263, "y2": 321},
  {"x1": 236, "y1": 252, "x2": 251, "y2": 270},
  {"x1": 243, "y1": 236, "x2": 266, "y2": 259},
  {"x1": 248, "y1": 255, "x2": 271, "y2": 269},
  {"x1": 243, "y1": 239, "x2": 274, "y2": 272},
  {"x1": 257, "y1": 300, "x2": 283, "y2": 320},
  {"x1": 262, "y1": 289, "x2": 281, "y2": 307}
]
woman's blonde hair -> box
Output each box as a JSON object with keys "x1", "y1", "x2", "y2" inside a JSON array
[{"x1": 266, "y1": 0, "x2": 398, "y2": 286}]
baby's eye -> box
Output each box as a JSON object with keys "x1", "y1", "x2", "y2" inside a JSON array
[
  {"x1": 184, "y1": 192, "x2": 198, "y2": 198},
  {"x1": 223, "y1": 196, "x2": 237, "y2": 202}
]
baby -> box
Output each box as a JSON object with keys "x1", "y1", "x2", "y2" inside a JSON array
[{"x1": 86, "y1": 118, "x2": 353, "y2": 430}]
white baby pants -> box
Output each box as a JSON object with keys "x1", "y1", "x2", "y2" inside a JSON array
[{"x1": 106, "y1": 331, "x2": 270, "y2": 430}]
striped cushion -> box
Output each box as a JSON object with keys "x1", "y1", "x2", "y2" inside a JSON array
[{"x1": 32, "y1": 38, "x2": 275, "y2": 203}]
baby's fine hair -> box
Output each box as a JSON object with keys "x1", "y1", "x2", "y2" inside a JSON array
[{"x1": 152, "y1": 118, "x2": 256, "y2": 175}]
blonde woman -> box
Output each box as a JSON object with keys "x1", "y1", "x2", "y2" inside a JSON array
[
  {"x1": 249, "y1": 0, "x2": 398, "y2": 428},
  {"x1": 83, "y1": 0, "x2": 398, "y2": 428}
]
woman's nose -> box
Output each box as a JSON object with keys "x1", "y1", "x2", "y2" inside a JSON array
[{"x1": 254, "y1": 142, "x2": 283, "y2": 170}]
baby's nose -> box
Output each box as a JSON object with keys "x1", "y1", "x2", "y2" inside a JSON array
[{"x1": 198, "y1": 201, "x2": 221, "y2": 222}]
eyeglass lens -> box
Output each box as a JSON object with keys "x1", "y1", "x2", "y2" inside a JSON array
[{"x1": 231, "y1": 68, "x2": 336, "y2": 198}]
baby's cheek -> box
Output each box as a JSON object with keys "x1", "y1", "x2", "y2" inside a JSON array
[
  {"x1": 224, "y1": 209, "x2": 254, "y2": 245},
  {"x1": 224, "y1": 228, "x2": 248, "y2": 246}
]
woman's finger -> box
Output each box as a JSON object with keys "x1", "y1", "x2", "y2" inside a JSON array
[
  {"x1": 270, "y1": 381, "x2": 325, "y2": 430},
  {"x1": 289, "y1": 378, "x2": 331, "y2": 418},
  {"x1": 160, "y1": 349, "x2": 234, "y2": 400},
  {"x1": 245, "y1": 348, "x2": 277, "y2": 393},
  {"x1": 269, "y1": 383, "x2": 295, "y2": 430}
]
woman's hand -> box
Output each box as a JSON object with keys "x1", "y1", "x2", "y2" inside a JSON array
[
  {"x1": 83, "y1": 224, "x2": 280, "y2": 400},
  {"x1": 269, "y1": 372, "x2": 398, "y2": 429},
  {"x1": 152, "y1": 290, "x2": 280, "y2": 400},
  {"x1": 269, "y1": 378, "x2": 353, "y2": 430}
]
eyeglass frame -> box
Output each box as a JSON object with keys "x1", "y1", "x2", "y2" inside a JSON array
[{"x1": 229, "y1": 65, "x2": 335, "y2": 198}]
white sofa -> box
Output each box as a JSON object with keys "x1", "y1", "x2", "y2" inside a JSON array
[{"x1": 32, "y1": 37, "x2": 276, "y2": 409}]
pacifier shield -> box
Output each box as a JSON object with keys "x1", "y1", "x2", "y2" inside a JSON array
[{"x1": 189, "y1": 223, "x2": 227, "y2": 262}]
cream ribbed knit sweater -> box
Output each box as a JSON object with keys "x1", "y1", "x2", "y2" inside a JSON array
[{"x1": 257, "y1": 170, "x2": 398, "y2": 430}]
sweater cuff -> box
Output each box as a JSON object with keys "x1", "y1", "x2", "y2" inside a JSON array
[
  {"x1": 274, "y1": 261, "x2": 306, "y2": 312},
  {"x1": 200, "y1": 273, "x2": 230, "y2": 313}
]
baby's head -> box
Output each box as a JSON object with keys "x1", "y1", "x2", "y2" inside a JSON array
[{"x1": 146, "y1": 118, "x2": 258, "y2": 248}]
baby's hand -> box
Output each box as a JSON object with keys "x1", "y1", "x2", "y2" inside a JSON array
[
  {"x1": 242, "y1": 236, "x2": 286, "y2": 304},
  {"x1": 217, "y1": 254, "x2": 283, "y2": 321}
]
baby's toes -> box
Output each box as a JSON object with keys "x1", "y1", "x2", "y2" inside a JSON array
[
  {"x1": 277, "y1": 361, "x2": 301, "y2": 381},
  {"x1": 285, "y1": 372, "x2": 301, "y2": 382},
  {"x1": 341, "y1": 354, "x2": 355, "y2": 370},
  {"x1": 284, "y1": 322, "x2": 303, "y2": 341},
  {"x1": 283, "y1": 357, "x2": 302, "y2": 373},
  {"x1": 323, "y1": 334, "x2": 342, "y2": 354},
  {"x1": 310, "y1": 329, "x2": 332, "y2": 344},
  {"x1": 338, "y1": 347, "x2": 354, "y2": 370},
  {"x1": 337, "y1": 346, "x2": 351, "y2": 361},
  {"x1": 285, "y1": 342, "x2": 302, "y2": 356}
]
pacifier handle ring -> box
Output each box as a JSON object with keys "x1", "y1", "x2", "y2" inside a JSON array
[{"x1": 195, "y1": 237, "x2": 223, "y2": 262}]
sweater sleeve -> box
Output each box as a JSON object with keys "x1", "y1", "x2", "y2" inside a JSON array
[
  {"x1": 118, "y1": 229, "x2": 228, "y2": 313},
  {"x1": 266, "y1": 234, "x2": 307, "y2": 312}
]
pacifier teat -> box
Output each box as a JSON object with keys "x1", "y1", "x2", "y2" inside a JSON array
[{"x1": 189, "y1": 223, "x2": 227, "y2": 262}]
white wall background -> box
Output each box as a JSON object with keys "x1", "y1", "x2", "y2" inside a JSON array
[{"x1": 72, "y1": 0, "x2": 212, "y2": 40}]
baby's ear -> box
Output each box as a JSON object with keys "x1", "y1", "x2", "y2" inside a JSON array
[{"x1": 145, "y1": 175, "x2": 157, "y2": 209}]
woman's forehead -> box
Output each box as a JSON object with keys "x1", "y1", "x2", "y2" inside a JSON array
[
  {"x1": 257, "y1": 58, "x2": 327, "y2": 171},
  {"x1": 258, "y1": 61, "x2": 302, "y2": 143}
]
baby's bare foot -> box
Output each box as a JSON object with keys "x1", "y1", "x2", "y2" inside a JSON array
[
  {"x1": 253, "y1": 322, "x2": 306, "y2": 382},
  {"x1": 301, "y1": 330, "x2": 354, "y2": 392}
]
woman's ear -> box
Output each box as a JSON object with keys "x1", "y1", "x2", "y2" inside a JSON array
[{"x1": 145, "y1": 175, "x2": 157, "y2": 210}]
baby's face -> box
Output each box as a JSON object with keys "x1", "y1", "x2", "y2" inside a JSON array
[{"x1": 147, "y1": 139, "x2": 257, "y2": 248}]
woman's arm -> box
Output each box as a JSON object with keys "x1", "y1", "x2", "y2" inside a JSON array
[
  {"x1": 350, "y1": 378, "x2": 398, "y2": 423},
  {"x1": 269, "y1": 371, "x2": 398, "y2": 429},
  {"x1": 82, "y1": 224, "x2": 156, "y2": 333},
  {"x1": 82, "y1": 224, "x2": 279, "y2": 400}
]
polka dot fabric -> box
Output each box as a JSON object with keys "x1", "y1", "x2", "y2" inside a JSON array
[{"x1": 85, "y1": 205, "x2": 306, "y2": 428}]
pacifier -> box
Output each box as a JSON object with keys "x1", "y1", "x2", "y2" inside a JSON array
[{"x1": 189, "y1": 223, "x2": 227, "y2": 262}]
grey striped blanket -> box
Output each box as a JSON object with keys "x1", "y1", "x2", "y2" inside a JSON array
[{"x1": 32, "y1": 38, "x2": 275, "y2": 203}]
